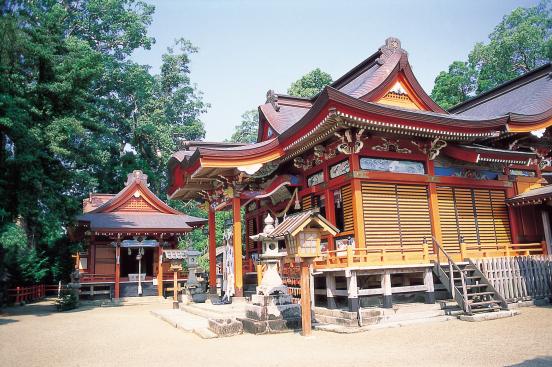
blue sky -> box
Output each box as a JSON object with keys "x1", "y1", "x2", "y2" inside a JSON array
[{"x1": 132, "y1": 0, "x2": 538, "y2": 141}]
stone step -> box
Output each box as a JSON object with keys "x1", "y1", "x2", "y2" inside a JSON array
[
  {"x1": 459, "y1": 310, "x2": 519, "y2": 322},
  {"x1": 150, "y1": 309, "x2": 216, "y2": 339},
  {"x1": 381, "y1": 309, "x2": 446, "y2": 323},
  {"x1": 314, "y1": 314, "x2": 361, "y2": 327},
  {"x1": 315, "y1": 315, "x2": 455, "y2": 333}
]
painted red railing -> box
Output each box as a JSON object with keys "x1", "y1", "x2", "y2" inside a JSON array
[{"x1": 8, "y1": 284, "x2": 46, "y2": 304}]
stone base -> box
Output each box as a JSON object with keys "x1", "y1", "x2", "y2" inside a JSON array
[
  {"x1": 208, "y1": 318, "x2": 243, "y2": 337},
  {"x1": 459, "y1": 310, "x2": 519, "y2": 322},
  {"x1": 245, "y1": 302, "x2": 301, "y2": 321},
  {"x1": 250, "y1": 293, "x2": 293, "y2": 306},
  {"x1": 238, "y1": 317, "x2": 301, "y2": 334}
]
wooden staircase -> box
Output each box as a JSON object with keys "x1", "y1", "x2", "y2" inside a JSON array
[{"x1": 432, "y1": 238, "x2": 508, "y2": 315}]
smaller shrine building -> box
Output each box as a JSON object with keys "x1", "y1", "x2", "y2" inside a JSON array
[{"x1": 73, "y1": 170, "x2": 206, "y2": 298}]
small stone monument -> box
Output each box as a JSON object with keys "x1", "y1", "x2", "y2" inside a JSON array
[
  {"x1": 238, "y1": 214, "x2": 301, "y2": 334},
  {"x1": 183, "y1": 249, "x2": 208, "y2": 303}
]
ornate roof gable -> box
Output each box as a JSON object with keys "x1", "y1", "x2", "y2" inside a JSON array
[{"x1": 90, "y1": 171, "x2": 181, "y2": 215}]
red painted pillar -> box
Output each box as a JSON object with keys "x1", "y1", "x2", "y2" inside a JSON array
[
  {"x1": 208, "y1": 206, "x2": 217, "y2": 294},
  {"x1": 506, "y1": 186, "x2": 520, "y2": 243},
  {"x1": 115, "y1": 244, "x2": 121, "y2": 299}
]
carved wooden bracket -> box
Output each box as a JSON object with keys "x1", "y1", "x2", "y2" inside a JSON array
[
  {"x1": 334, "y1": 128, "x2": 365, "y2": 155},
  {"x1": 412, "y1": 138, "x2": 447, "y2": 160},
  {"x1": 372, "y1": 137, "x2": 411, "y2": 154}
]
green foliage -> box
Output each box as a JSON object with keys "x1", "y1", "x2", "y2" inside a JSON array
[
  {"x1": 0, "y1": 1, "x2": 207, "y2": 288},
  {"x1": 431, "y1": 0, "x2": 552, "y2": 108},
  {"x1": 228, "y1": 109, "x2": 259, "y2": 143},
  {"x1": 287, "y1": 68, "x2": 333, "y2": 98},
  {"x1": 431, "y1": 61, "x2": 477, "y2": 110},
  {"x1": 56, "y1": 290, "x2": 79, "y2": 311}
]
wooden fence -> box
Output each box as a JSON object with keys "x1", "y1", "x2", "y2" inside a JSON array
[
  {"x1": 8, "y1": 284, "x2": 66, "y2": 304},
  {"x1": 473, "y1": 255, "x2": 552, "y2": 301}
]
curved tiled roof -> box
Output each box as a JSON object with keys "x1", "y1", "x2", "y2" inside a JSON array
[{"x1": 450, "y1": 63, "x2": 552, "y2": 118}]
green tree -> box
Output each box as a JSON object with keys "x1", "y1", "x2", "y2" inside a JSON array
[
  {"x1": 431, "y1": 0, "x2": 552, "y2": 108},
  {"x1": 431, "y1": 61, "x2": 477, "y2": 110},
  {"x1": 228, "y1": 109, "x2": 259, "y2": 143},
  {"x1": 287, "y1": 68, "x2": 333, "y2": 98},
  {"x1": 0, "y1": 0, "x2": 207, "y2": 291}
]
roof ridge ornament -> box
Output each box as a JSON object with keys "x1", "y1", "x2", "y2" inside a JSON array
[
  {"x1": 266, "y1": 89, "x2": 280, "y2": 112},
  {"x1": 377, "y1": 37, "x2": 405, "y2": 65},
  {"x1": 125, "y1": 170, "x2": 149, "y2": 187}
]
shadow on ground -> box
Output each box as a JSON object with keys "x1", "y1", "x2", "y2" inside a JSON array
[
  {"x1": 507, "y1": 356, "x2": 552, "y2": 366},
  {"x1": 1, "y1": 298, "x2": 103, "y2": 318}
]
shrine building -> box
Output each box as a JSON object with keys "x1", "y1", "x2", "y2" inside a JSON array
[
  {"x1": 166, "y1": 37, "x2": 551, "y2": 311},
  {"x1": 73, "y1": 170, "x2": 206, "y2": 298}
]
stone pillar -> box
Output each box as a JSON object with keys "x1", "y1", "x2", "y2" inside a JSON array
[
  {"x1": 114, "y1": 244, "x2": 121, "y2": 299},
  {"x1": 208, "y1": 207, "x2": 217, "y2": 294},
  {"x1": 326, "y1": 273, "x2": 337, "y2": 309},
  {"x1": 347, "y1": 270, "x2": 359, "y2": 312},
  {"x1": 424, "y1": 268, "x2": 435, "y2": 304},
  {"x1": 233, "y1": 196, "x2": 243, "y2": 297},
  {"x1": 382, "y1": 270, "x2": 392, "y2": 308}
]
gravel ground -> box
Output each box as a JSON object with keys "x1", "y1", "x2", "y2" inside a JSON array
[{"x1": 1, "y1": 299, "x2": 551, "y2": 367}]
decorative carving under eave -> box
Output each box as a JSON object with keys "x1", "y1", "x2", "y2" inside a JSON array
[
  {"x1": 412, "y1": 138, "x2": 447, "y2": 160},
  {"x1": 266, "y1": 89, "x2": 280, "y2": 112},
  {"x1": 293, "y1": 144, "x2": 337, "y2": 171},
  {"x1": 335, "y1": 128, "x2": 365, "y2": 155},
  {"x1": 251, "y1": 162, "x2": 279, "y2": 178},
  {"x1": 531, "y1": 147, "x2": 552, "y2": 169},
  {"x1": 372, "y1": 137, "x2": 411, "y2": 154}
]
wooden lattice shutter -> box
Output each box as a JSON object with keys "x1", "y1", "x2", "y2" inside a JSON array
[
  {"x1": 437, "y1": 187, "x2": 511, "y2": 250},
  {"x1": 341, "y1": 185, "x2": 354, "y2": 233},
  {"x1": 362, "y1": 183, "x2": 401, "y2": 246},
  {"x1": 246, "y1": 218, "x2": 255, "y2": 252},
  {"x1": 454, "y1": 188, "x2": 479, "y2": 246},
  {"x1": 489, "y1": 190, "x2": 511, "y2": 244},
  {"x1": 436, "y1": 186, "x2": 462, "y2": 252},
  {"x1": 361, "y1": 183, "x2": 431, "y2": 247},
  {"x1": 302, "y1": 195, "x2": 311, "y2": 211},
  {"x1": 396, "y1": 185, "x2": 432, "y2": 247}
]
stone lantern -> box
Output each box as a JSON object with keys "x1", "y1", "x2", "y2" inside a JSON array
[
  {"x1": 255, "y1": 214, "x2": 287, "y2": 296},
  {"x1": 258, "y1": 209, "x2": 338, "y2": 336},
  {"x1": 239, "y1": 214, "x2": 301, "y2": 334},
  {"x1": 183, "y1": 249, "x2": 207, "y2": 303}
]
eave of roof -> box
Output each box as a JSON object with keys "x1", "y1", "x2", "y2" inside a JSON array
[
  {"x1": 443, "y1": 144, "x2": 537, "y2": 165},
  {"x1": 507, "y1": 184, "x2": 552, "y2": 206}
]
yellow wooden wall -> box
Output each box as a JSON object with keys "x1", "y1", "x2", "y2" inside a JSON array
[{"x1": 361, "y1": 183, "x2": 432, "y2": 247}]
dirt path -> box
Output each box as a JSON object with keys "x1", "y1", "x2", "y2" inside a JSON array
[{"x1": 1, "y1": 300, "x2": 551, "y2": 367}]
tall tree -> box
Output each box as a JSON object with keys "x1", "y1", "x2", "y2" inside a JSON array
[
  {"x1": 431, "y1": 0, "x2": 552, "y2": 109},
  {"x1": 431, "y1": 61, "x2": 477, "y2": 110},
  {"x1": 287, "y1": 68, "x2": 333, "y2": 98},
  {"x1": 228, "y1": 109, "x2": 259, "y2": 143},
  {"x1": 228, "y1": 69, "x2": 333, "y2": 143},
  {"x1": 0, "y1": 0, "x2": 207, "y2": 289}
]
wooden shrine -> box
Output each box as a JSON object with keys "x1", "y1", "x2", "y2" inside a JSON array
[
  {"x1": 72, "y1": 170, "x2": 206, "y2": 299},
  {"x1": 167, "y1": 37, "x2": 551, "y2": 311}
]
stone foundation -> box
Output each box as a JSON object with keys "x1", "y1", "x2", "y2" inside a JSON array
[
  {"x1": 239, "y1": 294, "x2": 301, "y2": 334},
  {"x1": 208, "y1": 318, "x2": 243, "y2": 337}
]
